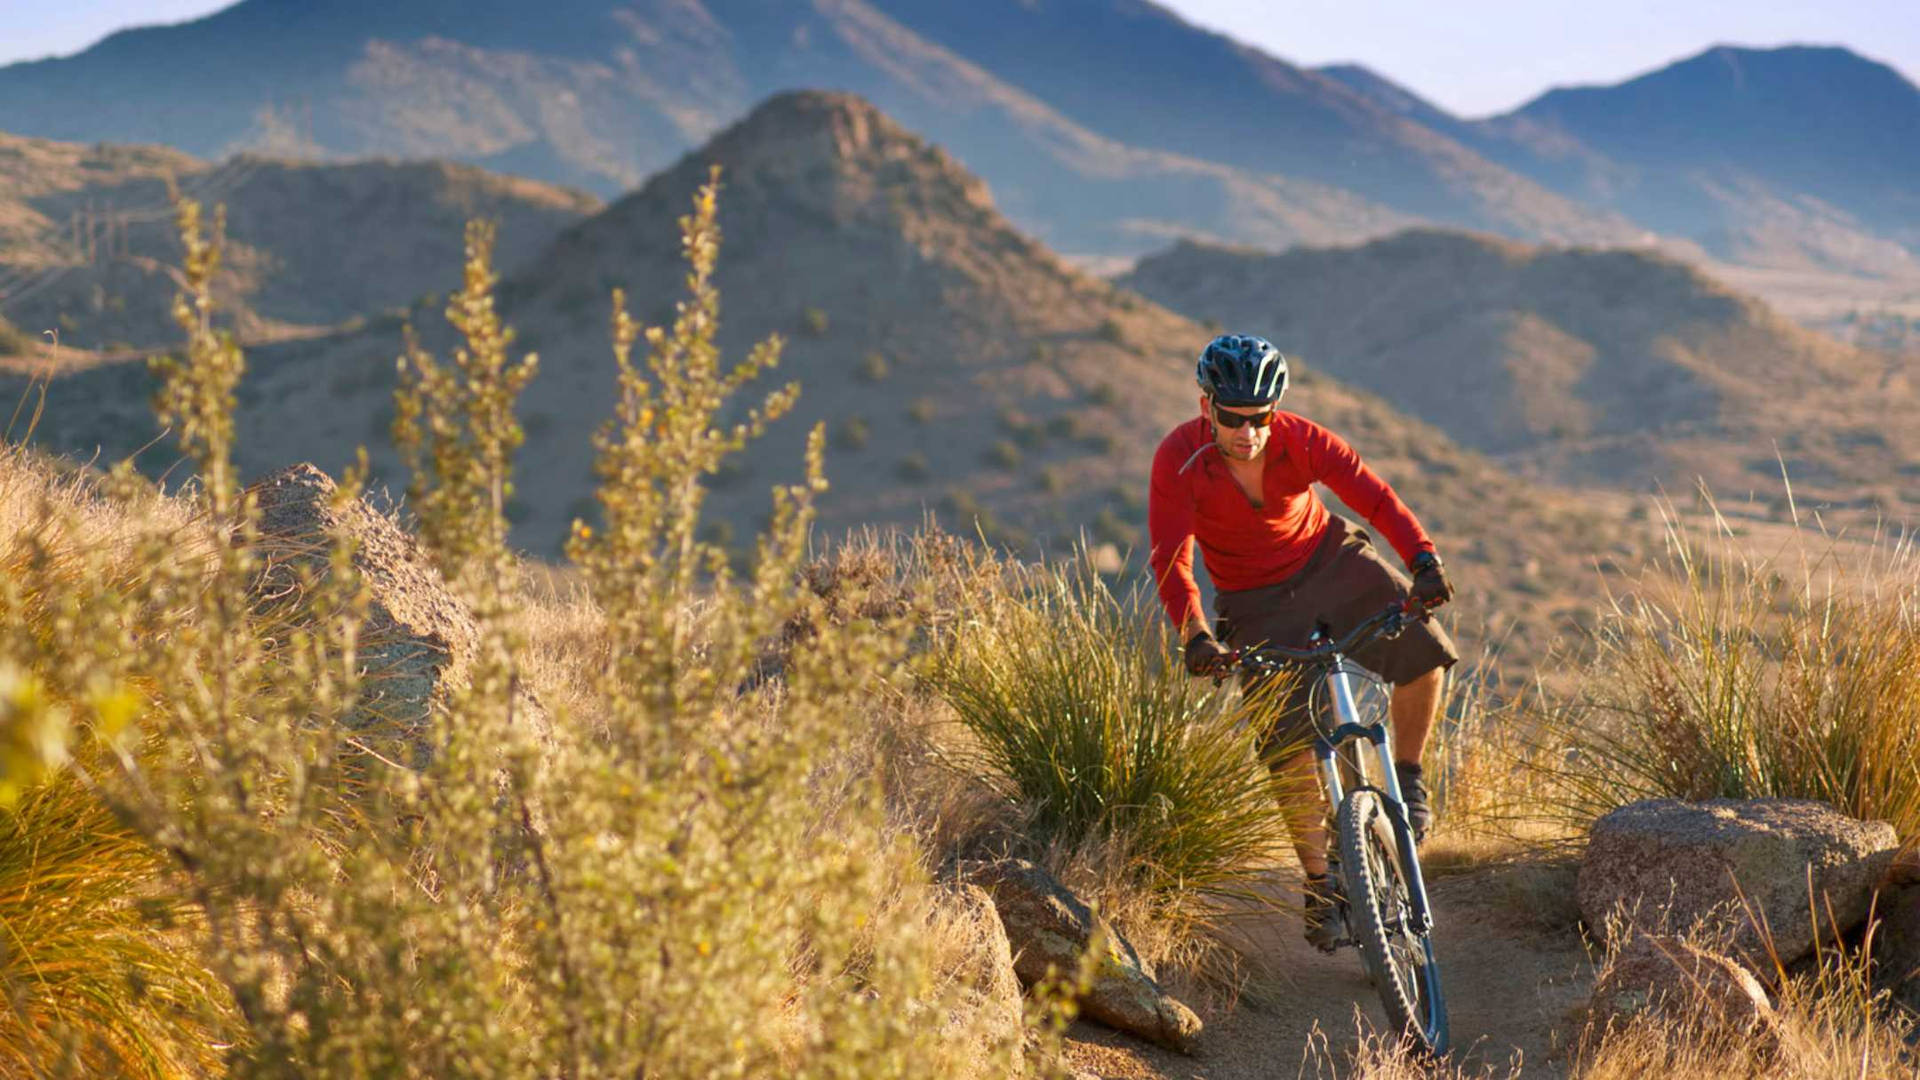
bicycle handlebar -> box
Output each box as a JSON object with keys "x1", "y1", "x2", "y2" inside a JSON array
[{"x1": 1227, "y1": 598, "x2": 1427, "y2": 674}]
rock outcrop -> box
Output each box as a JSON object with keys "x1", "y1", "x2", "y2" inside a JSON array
[
  {"x1": 1588, "y1": 932, "x2": 1777, "y2": 1043},
  {"x1": 927, "y1": 881, "x2": 1025, "y2": 1063},
  {"x1": 248, "y1": 463, "x2": 548, "y2": 763},
  {"x1": 961, "y1": 858, "x2": 1202, "y2": 1055},
  {"x1": 1578, "y1": 798, "x2": 1898, "y2": 967}
]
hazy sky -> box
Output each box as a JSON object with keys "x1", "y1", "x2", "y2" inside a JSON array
[{"x1": 4, "y1": 0, "x2": 1917, "y2": 117}]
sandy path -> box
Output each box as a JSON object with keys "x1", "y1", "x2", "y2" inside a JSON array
[{"x1": 1065, "y1": 866, "x2": 1596, "y2": 1078}]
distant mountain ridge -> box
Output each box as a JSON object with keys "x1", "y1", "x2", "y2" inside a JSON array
[
  {"x1": 1322, "y1": 45, "x2": 1920, "y2": 279},
  {"x1": 0, "y1": 0, "x2": 1634, "y2": 256}
]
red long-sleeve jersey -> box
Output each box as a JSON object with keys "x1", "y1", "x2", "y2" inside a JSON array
[{"x1": 1147, "y1": 413, "x2": 1436, "y2": 631}]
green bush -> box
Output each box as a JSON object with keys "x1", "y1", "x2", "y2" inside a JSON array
[
  {"x1": 898, "y1": 452, "x2": 931, "y2": 482},
  {"x1": 927, "y1": 556, "x2": 1289, "y2": 923},
  {"x1": 834, "y1": 415, "x2": 871, "y2": 451},
  {"x1": 1096, "y1": 318, "x2": 1125, "y2": 345},
  {"x1": 800, "y1": 305, "x2": 830, "y2": 337},
  {"x1": 986, "y1": 440, "x2": 1022, "y2": 471},
  {"x1": 1091, "y1": 507, "x2": 1139, "y2": 548},
  {"x1": 858, "y1": 351, "x2": 891, "y2": 382}
]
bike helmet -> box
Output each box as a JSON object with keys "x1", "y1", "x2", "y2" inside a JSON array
[{"x1": 1195, "y1": 334, "x2": 1287, "y2": 407}]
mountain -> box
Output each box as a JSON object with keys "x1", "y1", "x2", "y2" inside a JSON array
[
  {"x1": 3, "y1": 91, "x2": 1641, "y2": 671},
  {"x1": 1120, "y1": 229, "x2": 1919, "y2": 519},
  {"x1": 0, "y1": 132, "x2": 599, "y2": 356},
  {"x1": 1324, "y1": 47, "x2": 1920, "y2": 283},
  {"x1": 0, "y1": 0, "x2": 1631, "y2": 256},
  {"x1": 1501, "y1": 46, "x2": 1920, "y2": 275}
]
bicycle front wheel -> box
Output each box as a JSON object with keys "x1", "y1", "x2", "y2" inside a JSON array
[{"x1": 1337, "y1": 788, "x2": 1448, "y2": 1053}]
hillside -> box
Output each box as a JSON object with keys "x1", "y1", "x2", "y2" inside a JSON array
[
  {"x1": 1120, "y1": 230, "x2": 1920, "y2": 519},
  {"x1": 0, "y1": 133, "x2": 599, "y2": 356},
  {"x1": 0, "y1": 0, "x2": 1631, "y2": 256},
  {"x1": 2, "y1": 91, "x2": 1641, "y2": 673}
]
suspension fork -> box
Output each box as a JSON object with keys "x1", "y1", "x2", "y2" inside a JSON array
[{"x1": 1313, "y1": 658, "x2": 1436, "y2": 934}]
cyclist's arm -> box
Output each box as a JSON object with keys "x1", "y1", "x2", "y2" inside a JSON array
[
  {"x1": 1300, "y1": 420, "x2": 1437, "y2": 568},
  {"x1": 1148, "y1": 437, "x2": 1208, "y2": 640}
]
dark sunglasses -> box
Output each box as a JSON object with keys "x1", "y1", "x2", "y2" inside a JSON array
[{"x1": 1211, "y1": 403, "x2": 1275, "y2": 429}]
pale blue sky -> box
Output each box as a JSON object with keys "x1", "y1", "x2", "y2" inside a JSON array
[{"x1": 3, "y1": 0, "x2": 1916, "y2": 116}]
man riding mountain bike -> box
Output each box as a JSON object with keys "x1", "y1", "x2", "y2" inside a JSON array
[{"x1": 1147, "y1": 334, "x2": 1457, "y2": 951}]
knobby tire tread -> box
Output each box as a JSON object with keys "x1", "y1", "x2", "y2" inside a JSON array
[{"x1": 1337, "y1": 788, "x2": 1446, "y2": 1053}]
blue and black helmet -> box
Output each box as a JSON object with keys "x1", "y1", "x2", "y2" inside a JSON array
[{"x1": 1196, "y1": 334, "x2": 1287, "y2": 407}]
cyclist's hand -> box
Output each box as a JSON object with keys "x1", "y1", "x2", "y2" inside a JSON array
[
  {"x1": 1183, "y1": 631, "x2": 1232, "y2": 677},
  {"x1": 1409, "y1": 551, "x2": 1453, "y2": 610}
]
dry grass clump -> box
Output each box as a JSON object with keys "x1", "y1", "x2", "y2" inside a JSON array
[
  {"x1": 924, "y1": 549, "x2": 1292, "y2": 966},
  {"x1": 1571, "y1": 941, "x2": 1916, "y2": 1080},
  {"x1": 0, "y1": 751, "x2": 230, "y2": 1079},
  {"x1": 1529, "y1": 498, "x2": 1920, "y2": 839}
]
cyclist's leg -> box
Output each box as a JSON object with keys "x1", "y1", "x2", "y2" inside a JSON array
[
  {"x1": 1389, "y1": 666, "x2": 1443, "y2": 766},
  {"x1": 1271, "y1": 747, "x2": 1328, "y2": 875}
]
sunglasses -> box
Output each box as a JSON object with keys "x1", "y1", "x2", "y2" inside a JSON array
[{"x1": 1211, "y1": 403, "x2": 1275, "y2": 429}]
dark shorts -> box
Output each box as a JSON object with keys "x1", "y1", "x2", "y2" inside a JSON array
[{"x1": 1214, "y1": 515, "x2": 1458, "y2": 759}]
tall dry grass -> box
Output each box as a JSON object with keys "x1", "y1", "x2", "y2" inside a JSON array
[{"x1": 1529, "y1": 498, "x2": 1920, "y2": 840}]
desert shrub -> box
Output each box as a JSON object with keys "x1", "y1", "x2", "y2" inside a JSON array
[
  {"x1": 898, "y1": 452, "x2": 931, "y2": 482},
  {"x1": 0, "y1": 185, "x2": 1025, "y2": 1076},
  {"x1": 986, "y1": 440, "x2": 1022, "y2": 471},
  {"x1": 907, "y1": 397, "x2": 935, "y2": 424},
  {"x1": 1090, "y1": 507, "x2": 1138, "y2": 548},
  {"x1": 926, "y1": 554, "x2": 1289, "y2": 933},
  {"x1": 1095, "y1": 318, "x2": 1124, "y2": 345},
  {"x1": 834, "y1": 415, "x2": 871, "y2": 450},
  {"x1": 0, "y1": 318, "x2": 32, "y2": 357},
  {"x1": 858, "y1": 351, "x2": 891, "y2": 382},
  {"x1": 997, "y1": 409, "x2": 1046, "y2": 449},
  {"x1": 1530, "y1": 499, "x2": 1920, "y2": 838},
  {"x1": 800, "y1": 305, "x2": 830, "y2": 337},
  {"x1": 1085, "y1": 382, "x2": 1117, "y2": 407},
  {"x1": 1081, "y1": 430, "x2": 1119, "y2": 455}
]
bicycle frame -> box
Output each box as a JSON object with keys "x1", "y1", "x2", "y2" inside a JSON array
[{"x1": 1310, "y1": 646, "x2": 1436, "y2": 936}]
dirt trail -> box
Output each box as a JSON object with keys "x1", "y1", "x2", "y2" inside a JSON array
[{"x1": 1066, "y1": 866, "x2": 1596, "y2": 1078}]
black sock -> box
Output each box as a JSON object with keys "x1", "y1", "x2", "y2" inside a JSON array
[{"x1": 1395, "y1": 761, "x2": 1423, "y2": 780}]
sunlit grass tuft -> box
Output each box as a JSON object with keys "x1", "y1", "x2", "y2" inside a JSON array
[
  {"x1": 928, "y1": 552, "x2": 1292, "y2": 942},
  {"x1": 1528, "y1": 496, "x2": 1920, "y2": 839}
]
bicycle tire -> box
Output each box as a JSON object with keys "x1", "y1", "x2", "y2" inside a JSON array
[{"x1": 1337, "y1": 788, "x2": 1449, "y2": 1053}]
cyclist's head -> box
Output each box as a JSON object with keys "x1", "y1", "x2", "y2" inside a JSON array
[{"x1": 1196, "y1": 334, "x2": 1286, "y2": 461}]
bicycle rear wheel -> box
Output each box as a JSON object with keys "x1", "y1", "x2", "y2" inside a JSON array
[{"x1": 1336, "y1": 788, "x2": 1448, "y2": 1053}]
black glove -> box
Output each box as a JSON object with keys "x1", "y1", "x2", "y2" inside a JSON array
[
  {"x1": 1409, "y1": 551, "x2": 1453, "y2": 609},
  {"x1": 1183, "y1": 631, "x2": 1232, "y2": 677}
]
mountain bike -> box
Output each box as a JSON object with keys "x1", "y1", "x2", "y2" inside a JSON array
[{"x1": 1230, "y1": 599, "x2": 1449, "y2": 1054}]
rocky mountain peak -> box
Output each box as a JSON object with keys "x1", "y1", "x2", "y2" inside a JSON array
[{"x1": 694, "y1": 90, "x2": 996, "y2": 216}]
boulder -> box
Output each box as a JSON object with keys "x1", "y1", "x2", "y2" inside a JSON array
[
  {"x1": 1578, "y1": 798, "x2": 1898, "y2": 967},
  {"x1": 926, "y1": 882, "x2": 1025, "y2": 1063},
  {"x1": 248, "y1": 463, "x2": 549, "y2": 764},
  {"x1": 1872, "y1": 883, "x2": 1920, "y2": 1015},
  {"x1": 1588, "y1": 932, "x2": 1777, "y2": 1043},
  {"x1": 961, "y1": 858, "x2": 1201, "y2": 1055}
]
